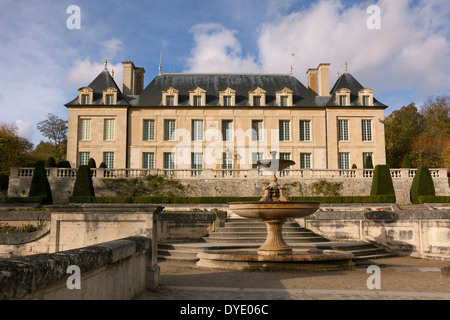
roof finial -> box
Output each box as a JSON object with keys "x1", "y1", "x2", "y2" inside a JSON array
[
  {"x1": 290, "y1": 53, "x2": 295, "y2": 75},
  {"x1": 104, "y1": 59, "x2": 108, "y2": 70},
  {"x1": 344, "y1": 61, "x2": 348, "y2": 72},
  {"x1": 337, "y1": 71, "x2": 340, "y2": 79},
  {"x1": 159, "y1": 52, "x2": 164, "y2": 75},
  {"x1": 111, "y1": 69, "x2": 114, "y2": 78}
]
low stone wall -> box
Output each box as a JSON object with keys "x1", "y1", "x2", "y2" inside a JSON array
[
  {"x1": 158, "y1": 211, "x2": 227, "y2": 242},
  {"x1": 8, "y1": 168, "x2": 450, "y2": 204},
  {"x1": 0, "y1": 236, "x2": 157, "y2": 300},
  {"x1": 300, "y1": 209, "x2": 450, "y2": 260}
]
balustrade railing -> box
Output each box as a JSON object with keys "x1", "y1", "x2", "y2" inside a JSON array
[{"x1": 10, "y1": 167, "x2": 446, "y2": 180}]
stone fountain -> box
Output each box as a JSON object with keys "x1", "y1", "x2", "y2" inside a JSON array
[{"x1": 196, "y1": 151, "x2": 355, "y2": 271}]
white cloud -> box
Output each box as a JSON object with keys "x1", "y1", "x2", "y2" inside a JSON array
[
  {"x1": 184, "y1": 23, "x2": 260, "y2": 73},
  {"x1": 184, "y1": 0, "x2": 450, "y2": 109},
  {"x1": 15, "y1": 120, "x2": 34, "y2": 143}
]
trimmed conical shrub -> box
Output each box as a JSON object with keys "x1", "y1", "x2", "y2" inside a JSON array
[
  {"x1": 364, "y1": 155, "x2": 374, "y2": 169},
  {"x1": 87, "y1": 158, "x2": 96, "y2": 169},
  {"x1": 72, "y1": 165, "x2": 95, "y2": 197},
  {"x1": 57, "y1": 160, "x2": 71, "y2": 168},
  {"x1": 29, "y1": 166, "x2": 53, "y2": 204},
  {"x1": 410, "y1": 166, "x2": 435, "y2": 204},
  {"x1": 401, "y1": 154, "x2": 412, "y2": 168},
  {"x1": 44, "y1": 157, "x2": 57, "y2": 168},
  {"x1": 370, "y1": 165, "x2": 395, "y2": 196}
]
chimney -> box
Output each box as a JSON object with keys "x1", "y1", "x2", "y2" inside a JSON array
[
  {"x1": 317, "y1": 63, "x2": 330, "y2": 96},
  {"x1": 133, "y1": 67, "x2": 145, "y2": 95},
  {"x1": 122, "y1": 61, "x2": 135, "y2": 96},
  {"x1": 306, "y1": 68, "x2": 318, "y2": 96}
]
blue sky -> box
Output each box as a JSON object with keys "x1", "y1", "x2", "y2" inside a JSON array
[{"x1": 1, "y1": 0, "x2": 449, "y2": 146}]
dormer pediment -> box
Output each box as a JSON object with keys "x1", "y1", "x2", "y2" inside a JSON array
[{"x1": 78, "y1": 87, "x2": 93, "y2": 105}]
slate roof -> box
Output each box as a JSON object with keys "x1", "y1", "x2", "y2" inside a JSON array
[
  {"x1": 138, "y1": 73, "x2": 318, "y2": 107},
  {"x1": 65, "y1": 69, "x2": 130, "y2": 106},
  {"x1": 65, "y1": 69, "x2": 387, "y2": 109},
  {"x1": 325, "y1": 72, "x2": 387, "y2": 108}
]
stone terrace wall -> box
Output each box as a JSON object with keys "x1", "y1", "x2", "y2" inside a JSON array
[
  {"x1": 7, "y1": 168, "x2": 449, "y2": 204},
  {"x1": 0, "y1": 236, "x2": 158, "y2": 300}
]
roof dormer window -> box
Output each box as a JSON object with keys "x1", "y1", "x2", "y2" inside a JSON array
[
  {"x1": 189, "y1": 87, "x2": 206, "y2": 107},
  {"x1": 248, "y1": 87, "x2": 266, "y2": 107},
  {"x1": 336, "y1": 88, "x2": 351, "y2": 106},
  {"x1": 162, "y1": 87, "x2": 179, "y2": 106},
  {"x1": 102, "y1": 87, "x2": 118, "y2": 105},
  {"x1": 78, "y1": 87, "x2": 93, "y2": 105},
  {"x1": 359, "y1": 88, "x2": 374, "y2": 107},
  {"x1": 276, "y1": 87, "x2": 293, "y2": 107},
  {"x1": 219, "y1": 87, "x2": 236, "y2": 107}
]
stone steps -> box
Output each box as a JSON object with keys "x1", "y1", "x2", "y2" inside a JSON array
[{"x1": 158, "y1": 218, "x2": 395, "y2": 264}]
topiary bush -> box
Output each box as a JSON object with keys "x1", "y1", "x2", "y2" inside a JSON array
[
  {"x1": 401, "y1": 154, "x2": 412, "y2": 168},
  {"x1": 364, "y1": 155, "x2": 374, "y2": 169},
  {"x1": 44, "y1": 157, "x2": 57, "y2": 168},
  {"x1": 88, "y1": 158, "x2": 96, "y2": 169},
  {"x1": 370, "y1": 165, "x2": 395, "y2": 196},
  {"x1": 29, "y1": 166, "x2": 53, "y2": 204},
  {"x1": 72, "y1": 165, "x2": 95, "y2": 197},
  {"x1": 57, "y1": 160, "x2": 71, "y2": 168},
  {"x1": 99, "y1": 162, "x2": 107, "y2": 168},
  {"x1": 410, "y1": 166, "x2": 435, "y2": 204}
]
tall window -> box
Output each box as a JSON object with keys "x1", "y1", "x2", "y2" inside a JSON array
[
  {"x1": 163, "y1": 152, "x2": 175, "y2": 176},
  {"x1": 223, "y1": 96, "x2": 232, "y2": 107},
  {"x1": 339, "y1": 152, "x2": 350, "y2": 170},
  {"x1": 81, "y1": 94, "x2": 90, "y2": 105},
  {"x1": 339, "y1": 95, "x2": 347, "y2": 106},
  {"x1": 363, "y1": 96, "x2": 370, "y2": 106},
  {"x1": 79, "y1": 119, "x2": 91, "y2": 141},
  {"x1": 191, "y1": 153, "x2": 203, "y2": 176},
  {"x1": 79, "y1": 152, "x2": 90, "y2": 166},
  {"x1": 252, "y1": 153, "x2": 264, "y2": 170},
  {"x1": 143, "y1": 120, "x2": 155, "y2": 141},
  {"x1": 103, "y1": 152, "x2": 114, "y2": 168},
  {"x1": 253, "y1": 96, "x2": 261, "y2": 107},
  {"x1": 143, "y1": 153, "x2": 154, "y2": 170},
  {"x1": 191, "y1": 120, "x2": 203, "y2": 141},
  {"x1": 280, "y1": 153, "x2": 291, "y2": 176},
  {"x1": 363, "y1": 152, "x2": 373, "y2": 169},
  {"x1": 338, "y1": 120, "x2": 349, "y2": 142},
  {"x1": 166, "y1": 95, "x2": 175, "y2": 106},
  {"x1": 300, "y1": 153, "x2": 311, "y2": 169},
  {"x1": 251, "y1": 120, "x2": 263, "y2": 141},
  {"x1": 280, "y1": 96, "x2": 289, "y2": 107},
  {"x1": 222, "y1": 152, "x2": 233, "y2": 177},
  {"x1": 104, "y1": 119, "x2": 115, "y2": 141},
  {"x1": 222, "y1": 120, "x2": 233, "y2": 141},
  {"x1": 279, "y1": 120, "x2": 290, "y2": 141},
  {"x1": 362, "y1": 120, "x2": 372, "y2": 142},
  {"x1": 105, "y1": 94, "x2": 114, "y2": 105},
  {"x1": 164, "y1": 120, "x2": 176, "y2": 141},
  {"x1": 193, "y1": 96, "x2": 202, "y2": 107},
  {"x1": 299, "y1": 120, "x2": 311, "y2": 142}
]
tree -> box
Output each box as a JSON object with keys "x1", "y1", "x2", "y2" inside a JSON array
[
  {"x1": 37, "y1": 113, "x2": 68, "y2": 147},
  {"x1": 364, "y1": 154, "x2": 374, "y2": 169},
  {"x1": 384, "y1": 103, "x2": 425, "y2": 168},
  {"x1": 0, "y1": 122, "x2": 33, "y2": 176},
  {"x1": 420, "y1": 95, "x2": 450, "y2": 139}
]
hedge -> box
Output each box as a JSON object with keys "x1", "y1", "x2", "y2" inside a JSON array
[
  {"x1": 68, "y1": 195, "x2": 396, "y2": 204},
  {"x1": 28, "y1": 166, "x2": 53, "y2": 204},
  {"x1": 370, "y1": 165, "x2": 395, "y2": 196},
  {"x1": 72, "y1": 165, "x2": 95, "y2": 197},
  {"x1": 410, "y1": 166, "x2": 435, "y2": 204},
  {"x1": 417, "y1": 196, "x2": 450, "y2": 204},
  {"x1": 0, "y1": 196, "x2": 46, "y2": 204}
]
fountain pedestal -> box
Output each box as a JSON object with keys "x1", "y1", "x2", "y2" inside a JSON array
[{"x1": 258, "y1": 219, "x2": 292, "y2": 255}]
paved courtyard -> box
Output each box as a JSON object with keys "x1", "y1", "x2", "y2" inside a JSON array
[{"x1": 138, "y1": 257, "x2": 450, "y2": 301}]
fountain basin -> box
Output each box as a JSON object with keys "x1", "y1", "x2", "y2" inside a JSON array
[
  {"x1": 228, "y1": 201, "x2": 320, "y2": 220},
  {"x1": 197, "y1": 248, "x2": 355, "y2": 271}
]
